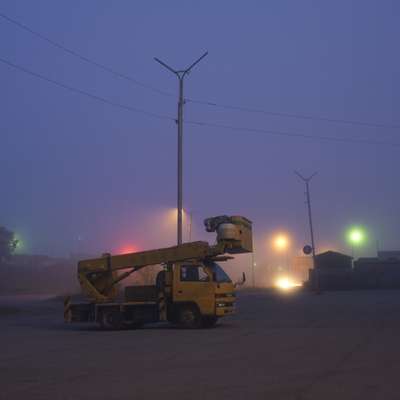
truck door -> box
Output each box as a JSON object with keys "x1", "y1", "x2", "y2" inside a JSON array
[{"x1": 173, "y1": 263, "x2": 215, "y2": 316}]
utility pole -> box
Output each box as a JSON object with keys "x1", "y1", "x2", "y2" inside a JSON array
[
  {"x1": 155, "y1": 52, "x2": 208, "y2": 245},
  {"x1": 295, "y1": 171, "x2": 318, "y2": 290}
]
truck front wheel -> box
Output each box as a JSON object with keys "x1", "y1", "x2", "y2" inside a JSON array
[{"x1": 177, "y1": 305, "x2": 201, "y2": 329}]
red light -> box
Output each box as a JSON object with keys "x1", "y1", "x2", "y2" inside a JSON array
[{"x1": 119, "y1": 245, "x2": 138, "y2": 254}]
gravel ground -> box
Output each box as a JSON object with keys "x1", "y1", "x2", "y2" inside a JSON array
[{"x1": 1, "y1": 289, "x2": 400, "y2": 400}]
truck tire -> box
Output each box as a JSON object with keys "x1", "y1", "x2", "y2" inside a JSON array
[
  {"x1": 177, "y1": 305, "x2": 201, "y2": 329},
  {"x1": 202, "y1": 316, "x2": 218, "y2": 328},
  {"x1": 99, "y1": 308, "x2": 124, "y2": 330}
]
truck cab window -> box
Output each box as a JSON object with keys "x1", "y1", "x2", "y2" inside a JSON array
[
  {"x1": 205, "y1": 262, "x2": 232, "y2": 283},
  {"x1": 180, "y1": 265, "x2": 209, "y2": 282}
]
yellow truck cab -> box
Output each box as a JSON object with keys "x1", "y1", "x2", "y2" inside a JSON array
[
  {"x1": 65, "y1": 215, "x2": 252, "y2": 329},
  {"x1": 169, "y1": 260, "x2": 236, "y2": 327}
]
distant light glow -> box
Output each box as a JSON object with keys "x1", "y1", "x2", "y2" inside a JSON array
[
  {"x1": 119, "y1": 245, "x2": 138, "y2": 254},
  {"x1": 167, "y1": 208, "x2": 187, "y2": 222},
  {"x1": 275, "y1": 276, "x2": 301, "y2": 290},
  {"x1": 13, "y1": 233, "x2": 23, "y2": 253},
  {"x1": 347, "y1": 227, "x2": 366, "y2": 246},
  {"x1": 273, "y1": 234, "x2": 289, "y2": 251}
]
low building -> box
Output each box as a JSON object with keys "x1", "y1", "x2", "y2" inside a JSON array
[
  {"x1": 315, "y1": 251, "x2": 353, "y2": 270},
  {"x1": 309, "y1": 251, "x2": 354, "y2": 290},
  {"x1": 306, "y1": 250, "x2": 400, "y2": 291},
  {"x1": 378, "y1": 251, "x2": 400, "y2": 261},
  {"x1": 354, "y1": 256, "x2": 400, "y2": 289}
]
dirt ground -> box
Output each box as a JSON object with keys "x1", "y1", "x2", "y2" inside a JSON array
[{"x1": 1, "y1": 289, "x2": 400, "y2": 400}]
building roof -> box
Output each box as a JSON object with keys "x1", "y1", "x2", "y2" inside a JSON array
[
  {"x1": 378, "y1": 251, "x2": 400, "y2": 260},
  {"x1": 316, "y1": 251, "x2": 352, "y2": 260}
]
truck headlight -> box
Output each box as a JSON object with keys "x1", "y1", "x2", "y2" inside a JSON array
[{"x1": 216, "y1": 302, "x2": 234, "y2": 307}]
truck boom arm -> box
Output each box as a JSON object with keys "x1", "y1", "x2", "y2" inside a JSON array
[{"x1": 77, "y1": 215, "x2": 252, "y2": 302}]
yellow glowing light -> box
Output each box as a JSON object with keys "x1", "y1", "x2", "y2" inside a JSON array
[
  {"x1": 275, "y1": 276, "x2": 301, "y2": 290},
  {"x1": 273, "y1": 234, "x2": 289, "y2": 251},
  {"x1": 167, "y1": 208, "x2": 187, "y2": 222}
]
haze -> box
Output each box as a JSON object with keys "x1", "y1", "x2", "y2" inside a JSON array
[{"x1": 1, "y1": 0, "x2": 399, "y2": 270}]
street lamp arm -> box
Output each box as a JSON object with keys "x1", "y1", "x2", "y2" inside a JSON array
[
  {"x1": 294, "y1": 170, "x2": 306, "y2": 181},
  {"x1": 154, "y1": 57, "x2": 178, "y2": 76},
  {"x1": 183, "y1": 51, "x2": 208, "y2": 76},
  {"x1": 295, "y1": 170, "x2": 318, "y2": 182}
]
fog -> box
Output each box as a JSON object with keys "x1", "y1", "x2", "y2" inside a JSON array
[{"x1": 1, "y1": 1, "x2": 399, "y2": 278}]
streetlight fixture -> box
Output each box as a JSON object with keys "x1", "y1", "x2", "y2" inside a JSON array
[
  {"x1": 272, "y1": 233, "x2": 290, "y2": 273},
  {"x1": 154, "y1": 52, "x2": 208, "y2": 245},
  {"x1": 273, "y1": 234, "x2": 289, "y2": 252},
  {"x1": 166, "y1": 207, "x2": 193, "y2": 242},
  {"x1": 346, "y1": 226, "x2": 366, "y2": 258}
]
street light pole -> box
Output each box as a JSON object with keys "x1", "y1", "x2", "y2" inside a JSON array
[
  {"x1": 155, "y1": 52, "x2": 208, "y2": 245},
  {"x1": 295, "y1": 171, "x2": 317, "y2": 259},
  {"x1": 295, "y1": 171, "x2": 318, "y2": 290}
]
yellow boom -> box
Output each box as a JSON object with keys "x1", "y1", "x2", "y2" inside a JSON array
[{"x1": 77, "y1": 215, "x2": 252, "y2": 302}]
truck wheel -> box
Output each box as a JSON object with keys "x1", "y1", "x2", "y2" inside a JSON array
[
  {"x1": 99, "y1": 309, "x2": 124, "y2": 330},
  {"x1": 178, "y1": 306, "x2": 201, "y2": 329},
  {"x1": 202, "y1": 316, "x2": 218, "y2": 328}
]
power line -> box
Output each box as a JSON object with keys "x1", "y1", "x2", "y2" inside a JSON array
[
  {"x1": 2, "y1": 55, "x2": 400, "y2": 148},
  {"x1": 185, "y1": 119, "x2": 400, "y2": 147},
  {"x1": 0, "y1": 11, "x2": 173, "y2": 98},
  {"x1": 0, "y1": 57, "x2": 174, "y2": 121},
  {"x1": 2, "y1": 11, "x2": 399, "y2": 132},
  {"x1": 186, "y1": 98, "x2": 400, "y2": 131}
]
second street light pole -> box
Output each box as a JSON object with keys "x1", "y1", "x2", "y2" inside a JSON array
[
  {"x1": 155, "y1": 52, "x2": 208, "y2": 245},
  {"x1": 295, "y1": 171, "x2": 317, "y2": 259},
  {"x1": 295, "y1": 171, "x2": 319, "y2": 290}
]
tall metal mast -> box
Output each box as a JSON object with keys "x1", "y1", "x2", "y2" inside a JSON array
[
  {"x1": 155, "y1": 52, "x2": 208, "y2": 245},
  {"x1": 295, "y1": 171, "x2": 318, "y2": 261}
]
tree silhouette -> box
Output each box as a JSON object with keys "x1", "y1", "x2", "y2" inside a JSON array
[{"x1": 0, "y1": 226, "x2": 19, "y2": 263}]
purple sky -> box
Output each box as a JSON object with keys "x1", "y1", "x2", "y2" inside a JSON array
[{"x1": 1, "y1": 1, "x2": 399, "y2": 273}]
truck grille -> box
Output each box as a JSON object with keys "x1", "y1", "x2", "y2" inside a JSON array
[{"x1": 215, "y1": 292, "x2": 236, "y2": 298}]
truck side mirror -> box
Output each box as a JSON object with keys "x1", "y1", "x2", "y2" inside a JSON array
[{"x1": 234, "y1": 272, "x2": 246, "y2": 288}]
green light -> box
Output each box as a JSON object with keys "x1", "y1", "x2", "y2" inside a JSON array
[
  {"x1": 347, "y1": 227, "x2": 366, "y2": 246},
  {"x1": 13, "y1": 233, "x2": 23, "y2": 253}
]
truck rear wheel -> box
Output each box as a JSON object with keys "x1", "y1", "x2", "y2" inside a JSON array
[
  {"x1": 99, "y1": 308, "x2": 124, "y2": 330},
  {"x1": 177, "y1": 305, "x2": 201, "y2": 329}
]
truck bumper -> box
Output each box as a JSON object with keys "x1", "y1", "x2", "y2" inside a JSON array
[{"x1": 216, "y1": 305, "x2": 235, "y2": 317}]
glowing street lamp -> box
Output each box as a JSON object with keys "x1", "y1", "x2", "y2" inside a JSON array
[
  {"x1": 273, "y1": 234, "x2": 289, "y2": 252},
  {"x1": 346, "y1": 226, "x2": 366, "y2": 258},
  {"x1": 271, "y1": 233, "x2": 290, "y2": 273},
  {"x1": 348, "y1": 229, "x2": 364, "y2": 245},
  {"x1": 167, "y1": 208, "x2": 193, "y2": 242},
  {"x1": 12, "y1": 233, "x2": 22, "y2": 253}
]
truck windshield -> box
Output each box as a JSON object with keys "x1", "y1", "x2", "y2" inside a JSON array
[{"x1": 206, "y1": 262, "x2": 232, "y2": 283}]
